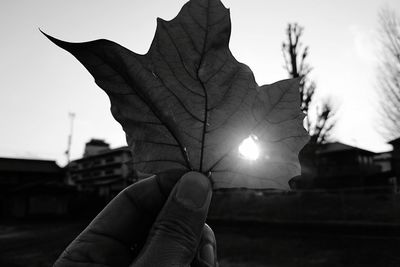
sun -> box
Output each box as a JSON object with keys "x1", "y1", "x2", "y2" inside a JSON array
[{"x1": 238, "y1": 134, "x2": 260, "y2": 161}]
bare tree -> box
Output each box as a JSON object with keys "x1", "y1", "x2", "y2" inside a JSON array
[
  {"x1": 378, "y1": 8, "x2": 400, "y2": 139},
  {"x1": 282, "y1": 23, "x2": 335, "y2": 144},
  {"x1": 282, "y1": 23, "x2": 316, "y2": 112},
  {"x1": 309, "y1": 101, "x2": 335, "y2": 144}
]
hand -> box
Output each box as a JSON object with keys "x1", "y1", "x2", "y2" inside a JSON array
[{"x1": 54, "y1": 170, "x2": 217, "y2": 267}]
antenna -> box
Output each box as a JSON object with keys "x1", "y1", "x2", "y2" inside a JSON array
[{"x1": 65, "y1": 112, "x2": 76, "y2": 165}]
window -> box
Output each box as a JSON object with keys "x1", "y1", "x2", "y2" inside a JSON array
[
  {"x1": 92, "y1": 171, "x2": 101, "y2": 177},
  {"x1": 93, "y1": 159, "x2": 102, "y2": 166},
  {"x1": 105, "y1": 169, "x2": 114, "y2": 175},
  {"x1": 105, "y1": 156, "x2": 115, "y2": 163}
]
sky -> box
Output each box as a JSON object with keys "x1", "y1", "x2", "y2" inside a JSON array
[{"x1": 1, "y1": 0, "x2": 399, "y2": 166}]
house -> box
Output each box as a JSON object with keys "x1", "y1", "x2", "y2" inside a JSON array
[
  {"x1": 389, "y1": 138, "x2": 400, "y2": 180},
  {"x1": 0, "y1": 157, "x2": 63, "y2": 187},
  {"x1": 294, "y1": 142, "x2": 385, "y2": 189},
  {"x1": 373, "y1": 152, "x2": 392, "y2": 173},
  {"x1": 67, "y1": 139, "x2": 135, "y2": 200},
  {"x1": 314, "y1": 142, "x2": 382, "y2": 188},
  {"x1": 0, "y1": 157, "x2": 72, "y2": 218}
]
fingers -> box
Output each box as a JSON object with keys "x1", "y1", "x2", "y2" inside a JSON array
[
  {"x1": 54, "y1": 169, "x2": 186, "y2": 267},
  {"x1": 132, "y1": 172, "x2": 212, "y2": 267},
  {"x1": 192, "y1": 224, "x2": 218, "y2": 267}
]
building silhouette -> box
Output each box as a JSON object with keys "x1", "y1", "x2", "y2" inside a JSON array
[
  {"x1": 293, "y1": 141, "x2": 393, "y2": 189},
  {"x1": 68, "y1": 139, "x2": 135, "y2": 200},
  {"x1": 390, "y1": 138, "x2": 400, "y2": 180},
  {"x1": 0, "y1": 157, "x2": 70, "y2": 217},
  {"x1": 83, "y1": 139, "x2": 111, "y2": 157}
]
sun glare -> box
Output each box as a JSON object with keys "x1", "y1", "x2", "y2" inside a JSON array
[{"x1": 238, "y1": 135, "x2": 260, "y2": 160}]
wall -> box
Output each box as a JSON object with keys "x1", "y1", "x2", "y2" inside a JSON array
[{"x1": 209, "y1": 187, "x2": 400, "y2": 224}]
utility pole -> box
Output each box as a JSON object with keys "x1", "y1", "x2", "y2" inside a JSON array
[{"x1": 65, "y1": 112, "x2": 76, "y2": 165}]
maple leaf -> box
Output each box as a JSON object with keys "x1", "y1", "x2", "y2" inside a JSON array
[{"x1": 42, "y1": 0, "x2": 309, "y2": 189}]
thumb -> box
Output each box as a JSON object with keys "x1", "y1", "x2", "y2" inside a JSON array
[{"x1": 132, "y1": 171, "x2": 212, "y2": 267}]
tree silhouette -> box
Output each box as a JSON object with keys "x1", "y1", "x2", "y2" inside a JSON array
[
  {"x1": 377, "y1": 8, "x2": 400, "y2": 139},
  {"x1": 282, "y1": 23, "x2": 335, "y2": 144},
  {"x1": 309, "y1": 100, "x2": 335, "y2": 144},
  {"x1": 282, "y1": 23, "x2": 316, "y2": 113},
  {"x1": 282, "y1": 23, "x2": 338, "y2": 189}
]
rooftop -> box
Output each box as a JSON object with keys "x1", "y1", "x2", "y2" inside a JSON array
[
  {"x1": 389, "y1": 137, "x2": 400, "y2": 146},
  {"x1": 0, "y1": 157, "x2": 62, "y2": 173},
  {"x1": 86, "y1": 139, "x2": 110, "y2": 147},
  {"x1": 316, "y1": 142, "x2": 375, "y2": 155},
  {"x1": 72, "y1": 146, "x2": 131, "y2": 163}
]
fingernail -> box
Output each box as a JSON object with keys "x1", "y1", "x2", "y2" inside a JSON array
[
  {"x1": 175, "y1": 171, "x2": 210, "y2": 209},
  {"x1": 200, "y1": 243, "x2": 215, "y2": 267}
]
